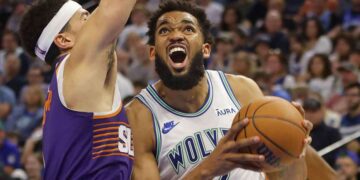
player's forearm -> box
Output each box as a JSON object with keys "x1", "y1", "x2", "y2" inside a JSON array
[
  {"x1": 266, "y1": 158, "x2": 307, "y2": 180},
  {"x1": 305, "y1": 146, "x2": 337, "y2": 180},
  {"x1": 183, "y1": 164, "x2": 213, "y2": 180}
]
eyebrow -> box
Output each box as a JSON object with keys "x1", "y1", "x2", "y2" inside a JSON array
[{"x1": 157, "y1": 19, "x2": 196, "y2": 28}]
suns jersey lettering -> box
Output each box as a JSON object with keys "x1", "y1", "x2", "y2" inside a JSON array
[
  {"x1": 137, "y1": 70, "x2": 266, "y2": 180},
  {"x1": 118, "y1": 125, "x2": 134, "y2": 156}
]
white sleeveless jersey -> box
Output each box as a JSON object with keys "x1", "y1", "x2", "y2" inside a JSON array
[{"x1": 137, "y1": 70, "x2": 265, "y2": 180}]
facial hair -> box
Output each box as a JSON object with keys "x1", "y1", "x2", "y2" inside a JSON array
[{"x1": 155, "y1": 51, "x2": 205, "y2": 90}]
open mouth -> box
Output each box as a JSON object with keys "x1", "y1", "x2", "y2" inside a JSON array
[
  {"x1": 168, "y1": 46, "x2": 188, "y2": 70},
  {"x1": 169, "y1": 47, "x2": 187, "y2": 63}
]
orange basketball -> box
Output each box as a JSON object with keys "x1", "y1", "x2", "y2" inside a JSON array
[{"x1": 235, "y1": 96, "x2": 306, "y2": 172}]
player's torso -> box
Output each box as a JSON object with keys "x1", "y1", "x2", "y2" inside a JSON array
[
  {"x1": 137, "y1": 70, "x2": 265, "y2": 180},
  {"x1": 42, "y1": 55, "x2": 133, "y2": 180}
]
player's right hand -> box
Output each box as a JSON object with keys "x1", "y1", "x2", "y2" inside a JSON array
[{"x1": 187, "y1": 118, "x2": 265, "y2": 179}]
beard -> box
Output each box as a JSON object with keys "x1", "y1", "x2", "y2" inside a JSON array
[{"x1": 155, "y1": 51, "x2": 205, "y2": 90}]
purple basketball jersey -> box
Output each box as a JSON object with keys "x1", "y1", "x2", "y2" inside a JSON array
[{"x1": 42, "y1": 56, "x2": 133, "y2": 179}]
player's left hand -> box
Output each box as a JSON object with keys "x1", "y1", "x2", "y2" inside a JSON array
[{"x1": 291, "y1": 101, "x2": 313, "y2": 158}]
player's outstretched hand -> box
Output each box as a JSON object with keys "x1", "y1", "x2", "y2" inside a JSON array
[{"x1": 183, "y1": 118, "x2": 265, "y2": 179}]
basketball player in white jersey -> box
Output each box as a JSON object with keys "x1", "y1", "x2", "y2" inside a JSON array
[{"x1": 126, "y1": 0, "x2": 337, "y2": 179}]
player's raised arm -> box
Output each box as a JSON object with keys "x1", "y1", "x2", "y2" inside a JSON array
[
  {"x1": 126, "y1": 99, "x2": 161, "y2": 180},
  {"x1": 70, "y1": 0, "x2": 137, "y2": 61}
]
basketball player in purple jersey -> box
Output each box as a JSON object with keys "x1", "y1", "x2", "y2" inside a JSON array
[{"x1": 19, "y1": 0, "x2": 136, "y2": 179}]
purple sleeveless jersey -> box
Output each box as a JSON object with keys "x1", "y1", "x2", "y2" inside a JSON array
[{"x1": 42, "y1": 56, "x2": 133, "y2": 179}]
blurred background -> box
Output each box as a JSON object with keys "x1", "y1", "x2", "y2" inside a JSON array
[{"x1": 0, "y1": 0, "x2": 359, "y2": 179}]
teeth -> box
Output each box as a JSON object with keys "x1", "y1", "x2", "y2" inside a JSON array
[{"x1": 169, "y1": 47, "x2": 185, "y2": 55}]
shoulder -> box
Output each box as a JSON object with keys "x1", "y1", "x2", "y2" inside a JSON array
[
  {"x1": 224, "y1": 73, "x2": 264, "y2": 105},
  {"x1": 126, "y1": 98, "x2": 154, "y2": 131}
]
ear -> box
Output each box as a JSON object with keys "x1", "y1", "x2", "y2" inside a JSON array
[
  {"x1": 202, "y1": 43, "x2": 211, "y2": 59},
  {"x1": 53, "y1": 33, "x2": 74, "y2": 51},
  {"x1": 149, "y1": 45, "x2": 156, "y2": 61}
]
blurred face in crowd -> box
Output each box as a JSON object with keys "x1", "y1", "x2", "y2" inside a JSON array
[
  {"x1": 131, "y1": 7, "x2": 148, "y2": 25},
  {"x1": 24, "y1": 86, "x2": 43, "y2": 108},
  {"x1": 223, "y1": 8, "x2": 238, "y2": 27},
  {"x1": 310, "y1": 0, "x2": 326, "y2": 14},
  {"x1": 344, "y1": 86, "x2": 360, "y2": 112},
  {"x1": 149, "y1": 11, "x2": 211, "y2": 90},
  {"x1": 4, "y1": 53, "x2": 20, "y2": 76},
  {"x1": 349, "y1": 52, "x2": 360, "y2": 68},
  {"x1": 27, "y1": 67, "x2": 44, "y2": 85},
  {"x1": 335, "y1": 38, "x2": 351, "y2": 56},
  {"x1": 306, "y1": 20, "x2": 319, "y2": 40},
  {"x1": 216, "y1": 39, "x2": 233, "y2": 56},
  {"x1": 336, "y1": 156, "x2": 358, "y2": 180},
  {"x1": 25, "y1": 154, "x2": 42, "y2": 180},
  {"x1": 265, "y1": 54, "x2": 283, "y2": 75},
  {"x1": 340, "y1": 71, "x2": 358, "y2": 88},
  {"x1": 265, "y1": 10, "x2": 282, "y2": 34},
  {"x1": 256, "y1": 42, "x2": 270, "y2": 60},
  {"x1": 310, "y1": 56, "x2": 325, "y2": 77},
  {"x1": 231, "y1": 51, "x2": 251, "y2": 76},
  {"x1": 2, "y1": 33, "x2": 18, "y2": 52},
  {"x1": 304, "y1": 100, "x2": 325, "y2": 126}
]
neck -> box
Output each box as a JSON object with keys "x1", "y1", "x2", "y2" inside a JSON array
[{"x1": 157, "y1": 75, "x2": 208, "y2": 113}]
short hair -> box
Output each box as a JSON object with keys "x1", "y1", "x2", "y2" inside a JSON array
[
  {"x1": 147, "y1": 0, "x2": 213, "y2": 46},
  {"x1": 19, "y1": 0, "x2": 70, "y2": 65}
]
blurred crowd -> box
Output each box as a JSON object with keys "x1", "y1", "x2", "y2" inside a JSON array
[{"x1": 0, "y1": 0, "x2": 358, "y2": 179}]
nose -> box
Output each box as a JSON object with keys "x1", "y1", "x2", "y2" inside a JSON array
[{"x1": 169, "y1": 31, "x2": 185, "y2": 43}]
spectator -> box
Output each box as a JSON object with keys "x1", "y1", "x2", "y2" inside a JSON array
[
  {"x1": 0, "y1": 31, "x2": 30, "y2": 76},
  {"x1": 20, "y1": 64, "x2": 48, "y2": 100},
  {"x1": 0, "y1": 71, "x2": 15, "y2": 122},
  {"x1": 337, "y1": 62, "x2": 359, "y2": 92},
  {"x1": 300, "y1": 17, "x2": 332, "y2": 73},
  {"x1": 306, "y1": 54, "x2": 336, "y2": 101},
  {"x1": 0, "y1": 122, "x2": 20, "y2": 176},
  {"x1": 303, "y1": 95, "x2": 342, "y2": 167},
  {"x1": 6, "y1": 85, "x2": 44, "y2": 141},
  {"x1": 208, "y1": 34, "x2": 234, "y2": 71},
  {"x1": 340, "y1": 83, "x2": 360, "y2": 137},
  {"x1": 264, "y1": 50, "x2": 296, "y2": 90},
  {"x1": 263, "y1": 10, "x2": 290, "y2": 55},
  {"x1": 335, "y1": 151, "x2": 359, "y2": 180},
  {"x1": 331, "y1": 34, "x2": 353, "y2": 63},
  {"x1": 118, "y1": 4, "x2": 149, "y2": 49},
  {"x1": 4, "y1": 53, "x2": 26, "y2": 97},
  {"x1": 197, "y1": 0, "x2": 224, "y2": 27},
  {"x1": 253, "y1": 34, "x2": 271, "y2": 67},
  {"x1": 219, "y1": 5, "x2": 250, "y2": 34},
  {"x1": 228, "y1": 51, "x2": 255, "y2": 77},
  {"x1": 5, "y1": 2, "x2": 27, "y2": 32},
  {"x1": 288, "y1": 35, "x2": 305, "y2": 76},
  {"x1": 24, "y1": 153, "x2": 42, "y2": 180},
  {"x1": 341, "y1": 0, "x2": 360, "y2": 31}
]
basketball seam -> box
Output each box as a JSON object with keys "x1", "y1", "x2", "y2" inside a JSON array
[
  {"x1": 252, "y1": 101, "x2": 300, "y2": 158},
  {"x1": 244, "y1": 102, "x2": 252, "y2": 154},
  {"x1": 247, "y1": 116, "x2": 306, "y2": 134}
]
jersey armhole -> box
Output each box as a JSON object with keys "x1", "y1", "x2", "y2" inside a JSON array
[
  {"x1": 135, "y1": 95, "x2": 162, "y2": 164},
  {"x1": 217, "y1": 71, "x2": 241, "y2": 109}
]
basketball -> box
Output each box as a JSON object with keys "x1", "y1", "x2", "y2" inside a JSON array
[{"x1": 235, "y1": 96, "x2": 306, "y2": 172}]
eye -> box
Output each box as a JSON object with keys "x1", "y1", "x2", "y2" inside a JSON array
[
  {"x1": 184, "y1": 26, "x2": 195, "y2": 33},
  {"x1": 159, "y1": 28, "x2": 169, "y2": 35}
]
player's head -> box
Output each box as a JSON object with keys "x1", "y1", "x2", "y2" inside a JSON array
[
  {"x1": 20, "y1": 0, "x2": 89, "y2": 65},
  {"x1": 147, "y1": 0, "x2": 213, "y2": 90}
]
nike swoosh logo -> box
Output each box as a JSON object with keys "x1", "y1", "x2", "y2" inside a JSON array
[{"x1": 162, "y1": 122, "x2": 179, "y2": 134}]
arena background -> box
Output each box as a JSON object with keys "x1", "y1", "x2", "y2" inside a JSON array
[{"x1": 0, "y1": 0, "x2": 358, "y2": 179}]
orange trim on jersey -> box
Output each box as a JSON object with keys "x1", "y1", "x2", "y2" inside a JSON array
[
  {"x1": 93, "y1": 137, "x2": 119, "y2": 144},
  {"x1": 93, "y1": 132, "x2": 118, "y2": 138},
  {"x1": 93, "y1": 101, "x2": 123, "y2": 120},
  {"x1": 93, "y1": 127, "x2": 119, "y2": 133},
  {"x1": 92, "y1": 152, "x2": 134, "y2": 160},
  {"x1": 93, "y1": 143, "x2": 118, "y2": 150},
  {"x1": 92, "y1": 148, "x2": 119, "y2": 155},
  {"x1": 94, "y1": 121, "x2": 124, "y2": 127}
]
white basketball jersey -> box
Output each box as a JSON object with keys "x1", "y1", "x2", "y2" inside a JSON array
[{"x1": 137, "y1": 70, "x2": 265, "y2": 180}]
